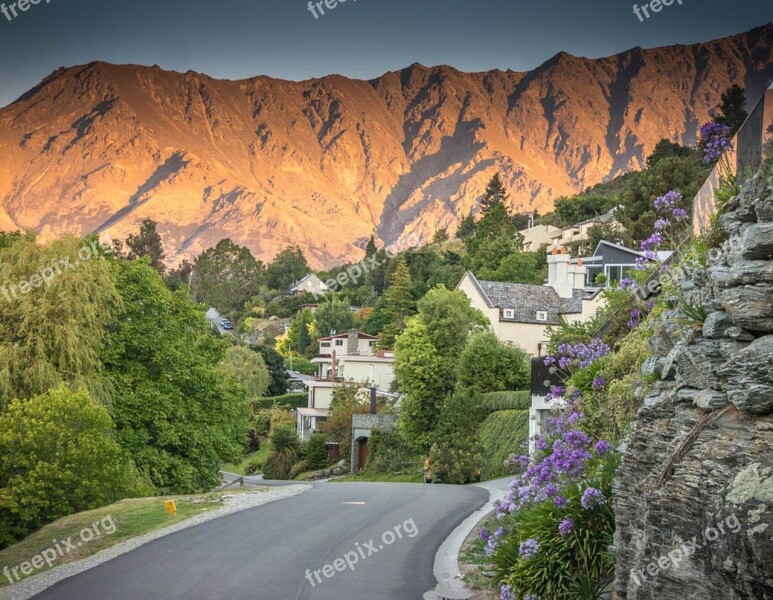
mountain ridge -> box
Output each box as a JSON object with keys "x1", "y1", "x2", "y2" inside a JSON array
[{"x1": 0, "y1": 24, "x2": 771, "y2": 268}]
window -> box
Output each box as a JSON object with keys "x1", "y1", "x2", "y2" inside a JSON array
[
  {"x1": 503, "y1": 309, "x2": 515, "y2": 319},
  {"x1": 536, "y1": 311, "x2": 548, "y2": 322},
  {"x1": 335, "y1": 339, "x2": 344, "y2": 347}
]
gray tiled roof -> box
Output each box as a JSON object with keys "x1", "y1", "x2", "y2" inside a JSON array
[{"x1": 474, "y1": 278, "x2": 584, "y2": 325}]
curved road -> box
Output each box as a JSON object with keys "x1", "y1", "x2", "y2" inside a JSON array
[{"x1": 31, "y1": 482, "x2": 488, "y2": 600}]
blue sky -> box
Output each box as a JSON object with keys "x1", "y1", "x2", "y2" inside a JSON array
[{"x1": 0, "y1": 0, "x2": 770, "y2": 107}]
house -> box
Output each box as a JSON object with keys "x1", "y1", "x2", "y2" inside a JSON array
[
  {"x1": 520, "y1": 207, "x2": 625, "y2": 255},
  {"x1": 457, "y1": 248, "x2": 603, "y2": 356},
  {"x1": 579, "y1": 240, "x2": 651, "y2": 287},
  {"x1": 521, "y1": 224, "x2": 562, "y2": 252},
  {"x1": 289, "y1": 273, "x2": 329, "y2": 297},
  {"x1": 296, "y1": 333, "x2": 396, "y2": 441},
  {"x1": 318, "y1": 330, "x2": 379, "y2": 357}
]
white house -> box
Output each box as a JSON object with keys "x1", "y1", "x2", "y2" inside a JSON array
[
  {"x1": 289, "y1": 273, "x2": 329, "y2": 297},
  {"x1": 318, "y1": 330, "x2": 379, "y2": 357},
  {"x1": 296, "y1": 334, "x2": 395, "y2": 441},
  {"x1": 457, "y1": 248, "x2": 604, "y2": 356}
]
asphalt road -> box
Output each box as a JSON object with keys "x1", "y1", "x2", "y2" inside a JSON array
[{"x1": 31, "y1": 482, "x2": 488, "y2": 600}]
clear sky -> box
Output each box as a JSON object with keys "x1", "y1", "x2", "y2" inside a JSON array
[{"x1": 0, "y1": 0, "x2": 770, "y2": 108}]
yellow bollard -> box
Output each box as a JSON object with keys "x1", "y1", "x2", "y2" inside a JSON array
[{"x1": 164, "y1": 500, "x2": 177, "y2": 516}]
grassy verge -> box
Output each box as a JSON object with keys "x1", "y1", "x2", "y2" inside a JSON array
[
  {"x1": 331, "y1": 471, "x2": 423, "y2": 483},
  {"x1": 459, "y1": 514, "x2": 498, "y2": 598},
  {"x1": 222, "y1": 440, "x2": 269, "y2": 475},
  {"x1": 0, "y1": 490, "x2": 263, "y2": 586}
]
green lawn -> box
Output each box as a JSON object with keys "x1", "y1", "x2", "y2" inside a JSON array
[
  {"x1": 332, "y1": 471, "x2": 424, "y2": 483},
  {"x1": 0, "y1": 490, "x2": 264, "y2": 587},
  {"x1": 222, "y1": 439, "x2": 269, "y2": 476}
]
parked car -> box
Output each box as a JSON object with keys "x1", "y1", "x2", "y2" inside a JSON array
[{"x1": 221, "y1": 319, "x2": 234, "y2": 330}]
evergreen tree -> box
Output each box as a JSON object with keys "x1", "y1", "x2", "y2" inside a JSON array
[
  {"x1": 378, "y1": 258, "x2": 415, "y2": 349},
  {"x1": 479, "y1": 173, "x2": 509, "y2": 212},
  {"x1": 126, "y1": 218, "x2": 166, "y2": 275},
  {"x1": 253, "y1": 345, "x2": 289, "y2": 396},
  {"x1": 298, "y1": 312, "x2": 311, "y2": 355},
  {"x1": 715, "y1": 84, "x2": 747, "y2": 134},
  {"x1": 456, "y1": 210, "x2": 477, "y2": 240},
  {"x1": 432, "y1": 228, "x2": 449, "y2": 244},
  {"x1": 365, "y1": 235, "x2": 378, "y2": 258},
  {"x1": 315, "y1": 296, "x2": 355, "y2": 338}
]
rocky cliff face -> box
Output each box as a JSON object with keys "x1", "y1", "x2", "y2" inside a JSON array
[
  {"x1": 0, "y1": 26, "x2": 771, "y2": 268},
  {"x1": 613, "y1": 173, "x2": 773, "y2": 598}
]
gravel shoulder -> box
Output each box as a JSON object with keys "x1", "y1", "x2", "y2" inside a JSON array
[{"x1": 0, "y1": 485, "x2": 311, "y2": 600}]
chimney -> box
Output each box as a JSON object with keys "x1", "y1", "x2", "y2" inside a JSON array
[
  {"x1": 546, "y1": 247, "x2": 573, "y2": 298},
  {"x1": 347, "y1": 329, "x2": 359, "y2": 355},
  {"x1": 370, "y1": 386, "x2": 377, "y2": 415}
]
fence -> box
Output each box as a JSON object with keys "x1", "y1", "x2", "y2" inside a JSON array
[{"x1": 693, "y1": 82, "x2": 773, "y2": 235}]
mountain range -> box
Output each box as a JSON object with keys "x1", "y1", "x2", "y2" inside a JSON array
[{"x1": 0, "y1": 24, "x2": 771, "y2": 268}]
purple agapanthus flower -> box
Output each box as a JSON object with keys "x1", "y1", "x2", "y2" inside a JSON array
[
  {"x1": 519, "y1": 538, "x2": 540, "y2": 558},
  {"x1": 654, "y1": 218, "x2": 671, "y2": 231},
  {"x1": 672, "y1": 208, "x2": 688, "y2": 219},
  {"x1": 558, "y1": 518, "x2": 575, "y2": 535},
  {"x1": 592, "y1": 376, "x2": 606, "y2": 390},
  {"x1": 581, "y1": 487, "x2": 606, "y2": 510},
  {"x1": 595, "y1": 440, "x2": 613, "y2": 455},
  {"x1": 500, "y1": 585, "x2": 516, "y2": 600},
  {"x1": 700, "y1": 122, "x2": 733, "y2": 164},
  {"x1": 653, "y1": 190, "x2": 683, "y2": 211}
]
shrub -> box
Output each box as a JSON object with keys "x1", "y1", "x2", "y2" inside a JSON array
[
  {"x1": 289, "y1": 459, "x2": 311, "y2": 479},
  {"x1": 480, "y1": 391, "x2": 531, "y2": 412},
  {"x1": 457, "y1": 331, "x2": 530, "y2": 393},
  {"x1": 303, "y1": 433, "x2": 329, "y2": 470},
  {"x1": 262, "y1": 425, "x2": 300, "y2": 480},
  {"x1": 245, "y1": 457, "x2": 263, "y2": 475},
  {"x1": 270, "y1": 409, "x2": 296, "y2": 432},
  {"x1": 251, "y1": 393, "x2": 307, "y2": 411},
  {"x1": 479, "y1": 410, "x2": 529, "y2": 480},
  {"x1": 0, "y1": 387, "x2": 136, "y2": 548},
  {"x1": 366, "y1": 429, "x2": 415, "y2": 473}
]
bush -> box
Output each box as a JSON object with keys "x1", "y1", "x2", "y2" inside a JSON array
[
  {"x1": 366, "y1": 429, "x2": 415, "y2": 473},
  {"x1": 303, "y1": 433, "x2": 329, "y2": 470},
  {"x1": 457, "y1": 331, "x2": 531, "y2": 393},
  {"x1": 251, "y1": 393, "x2": 307, "y2": 411},
  {"x1": 479, "y1": 410, "x2": 529, "y2": 480},
  {"x1": 0, "y1": 387, "x2": 136, "y2": 548},
  {"x1": 245, "y1": 457, "x2": 263, "y2": 475},
  {"x1": 270, "y1": 409, "x2": 296, "y2": 432},
  {"x1": 480, "y1": 391, "x2": 531, "y2": 412},
  {"x1": 289, "y1": 459, "x2": 312, "y2": 479},
  {"x1": 262, "y1": 425, "x2": 300, "y2": 480}
]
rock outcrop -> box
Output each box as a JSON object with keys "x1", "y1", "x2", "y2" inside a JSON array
[{"x1": 613, "y1": 172, "x2": 773, "y2": 599}]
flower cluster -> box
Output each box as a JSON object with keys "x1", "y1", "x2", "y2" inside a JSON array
[
  {"x1": 635, "y1": 190, "x2": 686, "y2": 270},
  {"x1": 558, "y1": 517, "x2": 575, "y2": 535},
  {"x1": 543, "y1": 338, "x2": 611, "y2": 373},
  {"x1": 581, "y1": 487, "x2": 606, "y2": 509},
  {"x1": 482, "y1": 527, "x2": 507, "y2": 556},
  {"x1": 627, "y1": 307, "x2": 641, "y2": 330},
  {"x1": 699, "y1": 121, "x2": 733, "y2": 164},
  {"x1": 519, "y1": 538, "x2": 540, "y2": 558}
]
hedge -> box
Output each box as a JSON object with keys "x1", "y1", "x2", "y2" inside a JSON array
[
  {"x1": 479, "y1": 390, "x2": 531, "y2": 412},
  {"x1": 479, "y1": 409, "x2": 529, "y2": 480},
  {"x1": 251, "y1": 393, "x2": 307, "y2": 411}
]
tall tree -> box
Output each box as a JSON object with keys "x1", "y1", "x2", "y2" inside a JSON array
[
  {"x1": 365, "y1": 235, "x2": 378, "y2": 258},
  {"x1": 432, "y1": 228, "x2": 449, "y2": 244},
  {"x1": 193, "y1": 239, "x2": 265, "y2": 318},
  {"x1": 315, "y1": 296, "x2": 355, "y2": 338},
  {"x1": 479, "y1": 173, "x2": 509, "y2": 212},
  {"x1": 297, "y1": 312, "x2": 311, "y2": 355},
  {"x1": 456, "y1": 330, "x2": 530, "y2": 393},
  {"x1": 266, "y1": 246, "x2": 309, "y2": 291},
  {"x1": 378, "y1": 257, "x2": 415, "y2": 349},
  {"x1": 219, "y1": 346, "x2": 270, "y2": 401},
  {"x1": 252, "y1": 345, "x2": 289, "y2": 396},
  {"x1": 456, "y1": 209, "x2": 477, "y2": 240},
  {"x1": 126, "y1": 218, "x2": 166, "y2": 275},
  {"x1": 103, "y1": 259, "x2": 248, "y2": 493},
  {"x1": 715, "y1": 84, "x2": 747, "y2": 134}
]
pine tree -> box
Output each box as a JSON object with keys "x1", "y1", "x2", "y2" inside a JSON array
[
  {"x1": 298, "y1": 312, "x2": 311, "y2": 355},
  {"x1": 479, "y1": 173, "x2": 509, "y2": 213},
  {"x1": 378, "y1": 258, "x2": 415, "y2": 349},
  {"x1": 365, "y1": 235, "x2": 378, "y2": 258},
  {"x1": 456, "y1": 210, "x2": 477, "y2": 240},
  {"x1": 126, "y1": 219, "x2": 166, "y2": 275},
  {"x1": 432, "y1": 228, "x2": 449, "y2": 244},
  {"x1": 715, "y1": 85, "x2": 747, "y2": 134}
]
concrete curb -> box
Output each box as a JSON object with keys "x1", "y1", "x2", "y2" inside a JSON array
[{"x1": 424, "y1": 480, "x2": 509, "y2": 600}]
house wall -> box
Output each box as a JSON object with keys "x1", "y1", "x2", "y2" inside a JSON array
[
  {"x1": 339, "y1": 360, "x2": 395, "y2": 390},
  {"x1": 309, "y1": 386, "x2": 335, "y2": 410},
  {"x1": 497, "y1": 322, "x2": 550, "y2": 356}
]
